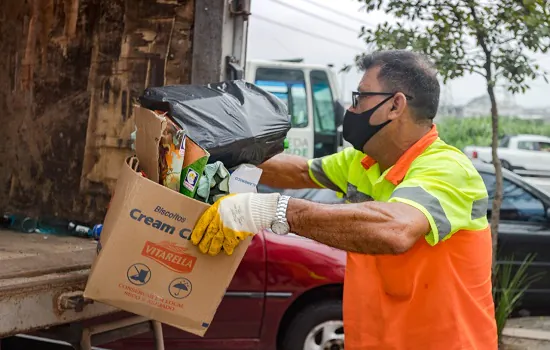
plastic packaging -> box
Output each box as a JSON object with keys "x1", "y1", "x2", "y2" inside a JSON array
[
  {"x1": 139, "y1": 80, "x2": 291, "y2": 169},
  {"x1": 159, "y1": 116, "x2": 186, "y2": 191},
  {"x1": 92, "y1": 224, "x2": 103, "y2": 240},
  {"x1": 0, "y1": 214, "x2": 11, "y2": 229},
  {"x1": 229, "y1": 164, "x2": 263, "y2": 194},
  {"x1": 179, "y1": 134, "x2": 210, "y2": 198},
  {"x1": 2, "y1": 214, "x2": 100, "y2": 237},
  {"x1": 194, "y1": 161, "x2": 230, "y2": 204},
  {"x1": 68, "y1": 222, "x2": 93, "y2": 237}
]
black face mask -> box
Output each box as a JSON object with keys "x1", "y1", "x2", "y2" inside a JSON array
[{"x1": 343, "y1": 96, "x2": 394, "y2": 152}]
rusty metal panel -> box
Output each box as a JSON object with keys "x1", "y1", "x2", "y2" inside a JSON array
[
  {"x1": 0, "y1": 0, "x2": 195, "y2": 223},
  {"x1": 0, "y1": 230, "x2": 117, "y2": 337},
  {"x1": 0, "y1": 269, "x2": 117, "y2": 338}
]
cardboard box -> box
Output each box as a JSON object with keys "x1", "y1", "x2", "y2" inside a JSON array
[{"x1": 84, "y1": 107, "x2": 251, "y2": 336}]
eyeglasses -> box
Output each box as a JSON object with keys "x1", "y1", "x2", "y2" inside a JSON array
[{"x1": 351, "y1": 91, "x2": 414, "y2": 109}]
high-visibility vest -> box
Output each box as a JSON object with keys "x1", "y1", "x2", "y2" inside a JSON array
[{"x1": 308, "y1": 125, "x2": 497, "y2": 349}]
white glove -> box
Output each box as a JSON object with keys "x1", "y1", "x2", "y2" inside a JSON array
[{"x1": 191, "y1": 193, "x2": 280, "y2": 256}]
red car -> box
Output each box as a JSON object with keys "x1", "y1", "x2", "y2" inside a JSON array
[
  {"x1": 107, "y1": 229, "x2": 346, "y2": 350},
  {"x1": 2, "y1": 189, "x2": 345, "y2": 350}
]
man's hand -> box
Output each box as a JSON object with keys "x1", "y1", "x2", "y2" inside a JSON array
[{"x1": 191, "y1": 193, "x2": 280, "y2": 256}]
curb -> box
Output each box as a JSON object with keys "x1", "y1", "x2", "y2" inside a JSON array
[{"x1": 503, "y1": 328, "x2": 550, "y2": 341}]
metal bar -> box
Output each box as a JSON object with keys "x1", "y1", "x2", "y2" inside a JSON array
[
  {"x1": 224, "y1": 291, "x2": 264, "y2": 298},
  {"x1": 80, "y1": 328, "x2": 92, "y2": 350},
  {"x1": 191, "y1": 0, "x2": 228, "y2": 84},
  {"x1": 13, "y1": 334, "x2": 110, "y2": 350},
  {"x1": 265, "y1": 292, "x2": 293, "y2": 298},
  {"x1": 192, "y1": 0, "x2": 251, "y2": 83},
  {"x1": 78, "y1": 316, "x2": 164, "y2": 350},
  {"x1": 152, "y1": 321, "x2": 165, "y2": 350},
  {"x1": 229, "y1": 0, "x2": 250, "y2": 75},
  {"x1": 90, "y1": 322, "x2": 152, "y2": 347}
]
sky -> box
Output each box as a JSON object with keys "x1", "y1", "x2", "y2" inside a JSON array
[{"x1": 246, "y1": 0, "x2": 550, "y2": 108}]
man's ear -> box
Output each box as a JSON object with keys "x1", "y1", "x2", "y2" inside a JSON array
[{"x1": 388, "y1": 92, "x2": 408, "y2": 120}]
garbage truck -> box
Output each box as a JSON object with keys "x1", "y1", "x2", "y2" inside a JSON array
[
  {"x1": 0, "y1": 0, "x2": 347, "y2": 348},
  {"x1": 0, "y1": 0, "x2": 252, "y2": 348}
]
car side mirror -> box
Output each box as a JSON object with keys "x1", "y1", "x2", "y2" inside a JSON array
[{"x1": 333, "y1": 100, "x2": 345, "y2": 127}]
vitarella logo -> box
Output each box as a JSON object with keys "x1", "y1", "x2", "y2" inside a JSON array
[{"x1": 141, "y1": 241, "x2": 197, "y2": 273}]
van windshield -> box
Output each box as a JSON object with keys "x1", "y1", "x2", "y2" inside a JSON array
[
  {"x1": 255, "y1": 68, "x2": 308, "y2": 128},
  {"x1": 310, "y1": 70, "x2": 336, "y2": 134}
]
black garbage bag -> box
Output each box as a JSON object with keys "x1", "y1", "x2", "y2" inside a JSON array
[{"x1": 139, "y1": 80, "x2": 291, "y2": 169}]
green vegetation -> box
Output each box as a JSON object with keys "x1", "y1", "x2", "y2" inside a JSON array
[
  {"x1": 356, "y1": 0, "x2": 550, "y2": 274},
  {"x1": 438, "y1": 117, "x2": 550, "y2": 151},
  {"x1": 494, "y1": 254, "x2": 543, "y2": 344}
]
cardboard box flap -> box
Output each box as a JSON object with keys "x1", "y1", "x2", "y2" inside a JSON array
[
  {"x1": 135, "y1": 106, "x2": 166, "y2": 183},
  {"x1": 99, "y1": 156, "x2": 141, "y2": 246}
]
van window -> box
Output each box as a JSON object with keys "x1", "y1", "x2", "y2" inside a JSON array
[
  {"x1": 255, "y1": 68, "x2": 308, "y2": 128},
  {"x1": 310, "y1": 70, "x2": 336, "y2": 133}
]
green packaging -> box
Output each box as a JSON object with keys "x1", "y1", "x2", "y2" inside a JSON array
[{"x1": 179, "y1": 134, "x2": 210, "y2": 198}]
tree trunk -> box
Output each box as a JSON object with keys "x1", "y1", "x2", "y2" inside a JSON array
[{"x1": 488, "y1": 84, "x2": 502, "y2": 277}]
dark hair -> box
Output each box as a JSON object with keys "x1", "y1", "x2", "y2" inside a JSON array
[{"x1": 359, "y1": 50, "x2": 440, "y2": 123}]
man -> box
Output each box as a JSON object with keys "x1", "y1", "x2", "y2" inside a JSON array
[{"x1": 191, "y1": 50, "x2": 497, "y2": 349}]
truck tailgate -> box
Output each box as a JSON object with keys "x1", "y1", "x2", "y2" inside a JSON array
[{"x1": 0, "y1": 230, "x2": 116, "y2": 337}]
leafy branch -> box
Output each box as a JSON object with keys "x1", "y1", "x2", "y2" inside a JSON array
[{"x1": 356, "y1": 0, "x2": 550, "y2": 303}]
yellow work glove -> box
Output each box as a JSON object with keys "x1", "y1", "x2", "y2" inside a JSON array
[{"x1": 191, "y1": 193, "x2": 280, "y2": 256}]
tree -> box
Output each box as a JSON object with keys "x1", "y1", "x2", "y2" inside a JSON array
[{"x1": 356, "y1": 0, "x2": 550, "y2": 273}]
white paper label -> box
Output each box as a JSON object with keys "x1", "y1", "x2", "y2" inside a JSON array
[{"x1": 229, "y1": 164, "x2": 263, "y2": 193}]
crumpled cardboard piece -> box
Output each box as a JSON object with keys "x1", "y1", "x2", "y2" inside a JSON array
[
  {"x1": 84, "y1": 107, "x2": 251, "y2": 336},
  {"x1": 135, "y1": 106, "x2": 166, "y2": 183}
]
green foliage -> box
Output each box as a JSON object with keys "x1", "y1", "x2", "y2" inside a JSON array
[
  {"x1": 356, "y1": 0, "x2": 550, "y2": 92},
  {"x1": 438, "y1": 116, "x2": 550, "y2": 151},
  {"x1": 493, "y1": 254, "x2": 544, "y2": 342}
]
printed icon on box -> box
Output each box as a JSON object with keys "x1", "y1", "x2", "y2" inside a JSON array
[
  {"x1": 127, "y1": 263, "x2": 151, "y2": 286},
  {"x1": 169, "y1": 277, "x2": 192, "y2": 299},
  {"x1": 183, "y1": 168, "x2": 199, "y2": 191}
]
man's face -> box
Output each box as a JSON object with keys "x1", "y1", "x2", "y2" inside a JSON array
[
  {"x1": 351, "y1": 67, "x2": 391, "y2": 116},
  {"x1": 350, "y1": 67, "x2": 397, "y2": 152}
]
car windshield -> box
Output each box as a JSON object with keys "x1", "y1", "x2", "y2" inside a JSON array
[
  {"x1": 479, "y1": 172, "x2": 547, "y2": 222},
  {"x1": 499, "y1": 136, "x2": 510, "y2": 148}
]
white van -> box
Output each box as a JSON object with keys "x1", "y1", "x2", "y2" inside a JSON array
[{"x1": 245, "y1": 59, "x2": 348, "y2": 159}]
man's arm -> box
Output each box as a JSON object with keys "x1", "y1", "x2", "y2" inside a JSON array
[
  {"x1": 287, "y1": 198, "x2": 430, "y2": 255},
  {"x1": 258, "y1": 154, "x2": 320, "y2": 189}
]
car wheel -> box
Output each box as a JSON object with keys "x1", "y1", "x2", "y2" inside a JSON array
[
  {"x1": 501, "y1": 160, "x2": 512, "y2": 170},
  {"x1": 281, "y1": 300, "x2": 343, "y2": 350}
]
